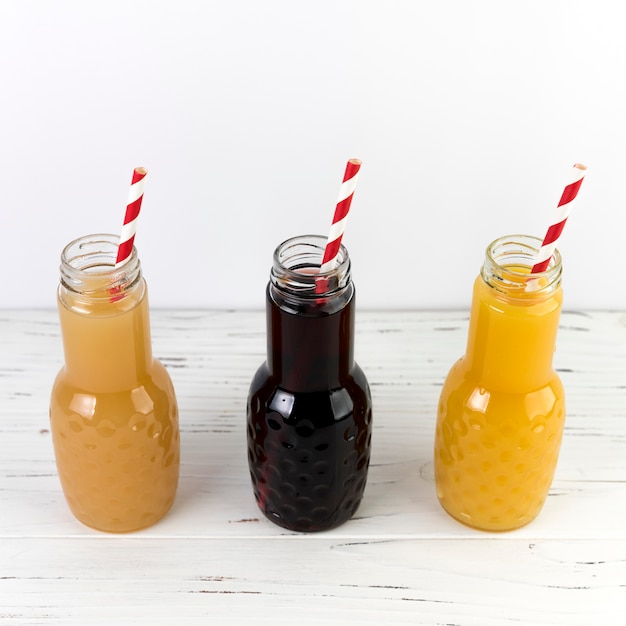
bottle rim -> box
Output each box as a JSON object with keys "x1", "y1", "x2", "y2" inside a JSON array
[
  {"x1": 59, "y1": 233, "x2": 141, "y2": 301},
  {"x1": 271, "y1": 234, "x2": 351, "y2": 297},
  {"x1": 61, "y1": 233, "x2": 132, "y2": 272},
  {"x1": 481, "y1": 234, "x2": 562, "y2": 298}
]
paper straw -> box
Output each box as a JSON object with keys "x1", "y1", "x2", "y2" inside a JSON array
[
  {"x1": 319, "y1": 159, "x2": 361, "y2": 274},
  {"x1": 531, "y1": 163, "x2": 587, "y2": 274},
  {"x1": 115, "y1": 167, "x2": 147, "y2": 267}
]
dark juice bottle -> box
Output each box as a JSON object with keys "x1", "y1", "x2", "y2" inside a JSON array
[{"x1": 247, "y1": 235, "x2": 373, "y2": 532}]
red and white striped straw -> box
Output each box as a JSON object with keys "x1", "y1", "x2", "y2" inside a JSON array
[
  {"x1": 531, "y1": 163, "x2": 587, "y2": 274},
  {"x1": 115, "y1": 167, "x2": 147, "y2": 267},
  {"x1": 319, "y1": 159, "x2": 362, "y2": 274}
]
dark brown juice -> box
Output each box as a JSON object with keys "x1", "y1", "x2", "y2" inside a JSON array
[{"x1": 246, "y1": 287, "x2": 372, "y2": 532}]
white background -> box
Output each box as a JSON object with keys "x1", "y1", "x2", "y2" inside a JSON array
[{"x1": 1, "y1": 0, "x2": 623, "y2": 310}]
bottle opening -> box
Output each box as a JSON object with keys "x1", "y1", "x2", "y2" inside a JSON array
[
  {"x1": 59, "y1": 233, "x2": 142, "y2": 307},
  {"x1": 272, "y1": 234, "x2": 351, "y2": 298},
  {"x1": 63, "y1": 235, "x2": 119, "y2": 273},
  {"x1": 482, "y1": 234, "x2": 562, "y2": 299}
]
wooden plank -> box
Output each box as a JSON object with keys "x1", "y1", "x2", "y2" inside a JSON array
[
  {"x1": 1, "y1": 537, "x2": 624, "y2": 624},
  {"x1": 1, "y1": 310, "x2": 625, "y2": 622}
]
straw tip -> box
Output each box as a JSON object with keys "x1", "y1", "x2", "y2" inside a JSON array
[
  {"x1": 134, "y1": 167, "x2": 148, "y2": 176},
  {"x1": 574, "y1": 163, "x2": 587, "y2": 171},
  {"x1": 348, "y1": 158, "x2": 362, "y2": 166}
]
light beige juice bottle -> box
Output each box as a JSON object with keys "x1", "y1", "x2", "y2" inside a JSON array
[{"x1": 50, "y1": 234, "x2": 180, "y2": 532}]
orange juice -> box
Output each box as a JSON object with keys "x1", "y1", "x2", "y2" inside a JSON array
[
  {"x1": 49, "y1": 234, "x2": 179, "y2": 532},
  {"x1": 434, "y1": 235, "x2": 565, "y2": 531}
]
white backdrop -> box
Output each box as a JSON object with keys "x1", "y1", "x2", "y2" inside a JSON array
[{"x1": 1, "y1": 1, "x2": 623, "y2": 309}]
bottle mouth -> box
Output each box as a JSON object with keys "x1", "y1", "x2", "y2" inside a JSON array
[
  {"x1": 482, "y1": 234, "x2": 562, "y2": 297},
  {"x1": 62, "y1": 234, "x2": 121, "y2": 272},
  {"x1": 271, "y1": 234, "x2": 351, "y2": 296},
  {"x1": 59, "y1": 233, "x2": 141, "y2": 301}
]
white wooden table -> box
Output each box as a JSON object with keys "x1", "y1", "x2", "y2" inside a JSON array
[{"x1": 1, "y1": 309, "x2": 625, "y2": 624}]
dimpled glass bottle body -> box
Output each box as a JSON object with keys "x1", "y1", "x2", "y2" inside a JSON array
[
  {"x1": 49, "y1": 234, "x2": 180, "y2": 532},
  {"x1": 247, "y1": 235, "x2": 373, "y2": 532},
  {"x1": 435, "y1": 235, "x2": 565, "y2": 531}
]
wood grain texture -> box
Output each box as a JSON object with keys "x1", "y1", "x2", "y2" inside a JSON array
[{"x1": 1, "y1": 310, "x2": 625, "y2": 623}]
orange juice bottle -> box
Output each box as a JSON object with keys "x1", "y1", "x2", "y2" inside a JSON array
[
  {"x1": 50, "y1": 234, "x2": 180, "y2": 532},
  {"x1": 434, "y1": 235, "x2": 565, "y2": 531}
]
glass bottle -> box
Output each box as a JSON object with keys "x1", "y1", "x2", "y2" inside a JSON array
[
  {"x1": 49, "y1": 234, "x2": 180, "y2": 532},
  {"x1": 247, "y1": 234, "x2": 373, "y2": 532},
  {"x1": 435, "y1": 234, "x2": 565, "y2": 531}
]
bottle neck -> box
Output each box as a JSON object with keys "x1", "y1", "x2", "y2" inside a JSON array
[
  {"x1": 59, "y1": 234, "x2": 143, "y2": 313},
  {"x1": 479, "y1": 234, "x2": 562, "y2": 301},
  {"x1": 465, "y1": 235, "x2": 563, "y2": 391},
  {"x1": 266, "y1": 235, "x2": 355, "y2": 391},
  {"x1": 57, "y1": 234, "x2": 153, "y2": 391}
]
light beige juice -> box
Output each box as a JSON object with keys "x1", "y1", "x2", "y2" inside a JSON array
[{"x1": 49, "y1": 235, "x2": 179, "y2": 532}]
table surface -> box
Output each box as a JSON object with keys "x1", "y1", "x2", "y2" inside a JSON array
[{"x1": 1, "y1": 309, "x2": 625, "y2": 624}]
